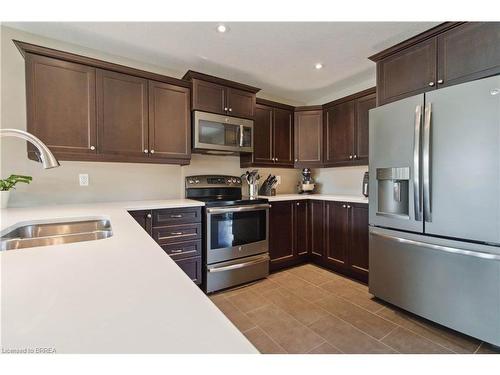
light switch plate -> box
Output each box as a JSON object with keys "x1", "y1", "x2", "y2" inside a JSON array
[
  {"x1": 275, "y1": 175, "x2": 281, "y2": 185},
  {"x1": 79, "y1": 174, "x2": 89, "y2": 186}
]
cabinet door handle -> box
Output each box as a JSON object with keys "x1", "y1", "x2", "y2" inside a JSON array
[
  {"x1": 353, "y1": 154, "x2": 357, "y2": 159},
  {"x1": 347, "y1": 205, "x2": 351, "y2": 209},
  {"x1": 146, "y1": 213, "x2": 152, "y2": 219},
  {"x1": 428, "y1": 81, "x2": 435, "y2": 87},
  {"x1": 296, "y1": 202, "x2": 300, "y2": 206},
  {"x1": 349, "y1": 155, "x2": 353, "y2": 159},
  {"x1": 150, "y1": 149, "x2": 155, "y2": 154},
  {"x1": 228, "y1": 108, "x2": 232, "y2": 112},
  {"x1": 224, "y1": 107, "x2": 228, "y2": 111},
  {"x1": 294, "y1": 158, "x2": 298, "y2": 162},
  {"x1": 437, "y1": 79, "x2": 444, "y2": 84},
  {"x1": 275, "y1": 158, "x2": 278, "y2": 162},
  {"x1": 90, "y1": 145, "x2": 96, "y2": 151},
  {"x1": 144, "y1": 149, "x2": 149, "y2": 154},
  {"x1": 342, "y1": 204, "x2": 347, "y2": 208}
]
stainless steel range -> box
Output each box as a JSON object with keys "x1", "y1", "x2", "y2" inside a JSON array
[{"x1": 185, "y1": 175, "x2": 270, "y2": 293}]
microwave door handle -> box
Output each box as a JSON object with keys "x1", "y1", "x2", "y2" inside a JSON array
[{"x1": 239, "y1": 125, "x2": 244, "y2": 147}]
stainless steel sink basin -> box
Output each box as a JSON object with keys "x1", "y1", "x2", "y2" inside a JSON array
[{"x1": 0, "y1": 218, "x2": 113, "y2": 251}]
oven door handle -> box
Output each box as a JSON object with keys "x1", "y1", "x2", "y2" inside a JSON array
[
  {"x1": 207, "y1": 254, "x2": 270, "y2": 273},
  {"x1": 206, "y1": 203, "x2": 270, "y2": 214}
]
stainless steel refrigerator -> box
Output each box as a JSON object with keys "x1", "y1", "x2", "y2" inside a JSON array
[{"x1": 369, "y1": 75, "x2": 500, "y2": 346}]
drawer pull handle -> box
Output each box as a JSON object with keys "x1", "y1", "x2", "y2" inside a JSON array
[
  {"x1": 171, "y1": 232, "x2": 184, "y2": 235},
  {"x1": 171, "y1": 249, "x2": 183, "y2": 253},
  {"x1": 170, "y1": 214, "x2": 183, "y2": 218}
]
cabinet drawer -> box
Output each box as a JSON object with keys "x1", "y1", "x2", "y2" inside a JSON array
[
  {"x1": 176, "y1": 256, "x2": 202, "y2": 285},
  {"x1": 161, "y1": 240, "x2": 202, "y2": 261},
  {"x1": 153, "y1": 207, "x2": 201, "y2": 226},
  {"x1": 152, "y1": 223, "x2": 202, "y2": 244}
]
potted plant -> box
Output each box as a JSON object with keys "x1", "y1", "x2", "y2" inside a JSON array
[{"x1": 0, "y1": 175, "x2": 32, "y2": 208}]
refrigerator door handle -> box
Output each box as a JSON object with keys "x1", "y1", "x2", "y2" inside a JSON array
[
  {"x1": 413, "y1": 105, "x2": 423, "y2": 221},
  {"x1": 370, "y1": 230, "x2": 500, "y2": 260},
  {"x1": 423, "y1": 103, "x2": 432, "y2": 222}
]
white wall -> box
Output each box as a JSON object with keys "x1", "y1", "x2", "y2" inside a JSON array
[{"x1": 313, "y1": 165, "x2": 368, "y2": 196}]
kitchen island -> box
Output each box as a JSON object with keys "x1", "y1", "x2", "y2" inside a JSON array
[{"x1": 0, "y1": 200, "x2": 258, "y2": 354}]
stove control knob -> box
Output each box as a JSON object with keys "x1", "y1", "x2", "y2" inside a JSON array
[
  {"x1": 236, "y1": 178, "x2": 241, "y2": 184},
  {"x1": 188, "y1": 179, "x2": 194, "y2": 184},
  {"x1": 194, "y1": 179, "x2": 200, "y2": 184},
  {"x1": 232, "y1": 178, "x2": 237, "y2": 183},
  {"x1": 227, "y1": 179, "x2": 232, "y2": 184}
]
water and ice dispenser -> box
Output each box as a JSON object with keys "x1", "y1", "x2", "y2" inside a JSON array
[{"x1": 376, "y1": 167, "x2": 410, "y2": 218}]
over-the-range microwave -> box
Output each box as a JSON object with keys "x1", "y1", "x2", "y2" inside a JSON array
[{"x1": 192, "y1": 111, "x2": 253, "y2": 154}]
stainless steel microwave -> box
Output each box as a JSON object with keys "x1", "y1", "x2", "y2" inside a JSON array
[{"x1": 192, "y1": 111, "x2": 253, "y2": 154}]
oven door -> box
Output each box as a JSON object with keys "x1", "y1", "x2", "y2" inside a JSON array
[
  {"x1": 205, "y1": 203, "x2": 269, "y2": 264},
  {"x1": 193, "y1": 111, "x2": 253, "y2": 153}
]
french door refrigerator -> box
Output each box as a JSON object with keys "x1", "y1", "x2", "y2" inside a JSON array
[{"x1": 369, "y1": 75, "x2": 500, "y2": 346}]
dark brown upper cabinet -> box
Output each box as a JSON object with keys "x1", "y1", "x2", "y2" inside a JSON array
[
  {"x1": 25, "y1": 53, "x2": 97, "y2": 159},
  {"x1": 294, "y1": 107, "x2": 323, "y2": 168},
  {"x1": 437, "y1": 22, "x2": 500, "y2": 88},
  {"x1": 16, "y1": 40, "x2": 192, "y2": 165},
  {"x1": 370, "y1": 22, "x2": 500, "y2": 105},
  {"x1": 148, "y1": 80, "x2": 191, "y2": 161},
  {"x1": 183, "y1": 71, "x2": 260, "y2": 120},
  {"x1": 97, "y1": 69, "x2": 149, "y2": 158},
  {"x1": 323, "y1": 88, "x2": 376, "y2": 167},
  {"x1": 240, "y1": 99, "x2": 294, "y2": 168}
]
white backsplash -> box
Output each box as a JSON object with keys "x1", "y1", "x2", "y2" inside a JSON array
[{"x1": 313, "y1": 165, "x2": 368, "y2": 196}]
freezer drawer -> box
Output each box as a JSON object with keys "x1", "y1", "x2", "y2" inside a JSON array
[
  {"x1": 206, "y1": 253, "x2": 269, "y2": 293},
  {"x1": 369, "y1": 227, "x2": 500, "y2": 345}
]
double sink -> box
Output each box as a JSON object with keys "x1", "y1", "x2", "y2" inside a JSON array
[{"x1": 0, "y1": 218, "x2": 113, "y2": 251}]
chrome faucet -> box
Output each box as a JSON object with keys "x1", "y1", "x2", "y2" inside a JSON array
[{"x1": 0, "y1": 129, "x2": 60, "y2": 169}]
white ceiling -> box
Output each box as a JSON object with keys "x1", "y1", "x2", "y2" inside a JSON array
[{"x1": 5, "y1": 22, "x2": 439, "y2": 104}]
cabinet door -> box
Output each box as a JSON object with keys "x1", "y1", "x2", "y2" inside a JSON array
[
  {"x1": 324, "y1": 101, "x2": 355, "y2": 165},
  {"x1": 309, "y1": 200, "x2": 325, "y2": 260},
  {"x1": 175, "y1": 257, "x2": 202, "y2": 285},
  {"x1": 148, "y1": 81, "x2": 191, "y2": 160},
  {"x1": 97, "y1": 69, "x2": 148, "y2": 157},
  {"x1": 273, "y1": 107, "x2": 294, "y2": 166},
  {"x1": 377, "y1": 38, "x2": 437, "y2": 105},
  {"x1": 128, "y1": 210, "x2": 152, "y2": 235},
  {"x1": 325, "y1": 201, "x2": 349, "y2": 267},
  {"x1": 269, "y1": 201, "x2": 295, "y2": 267},
  {"x1": 252, "y1": 104, "x2": 274, "y2": 164},
  {"x1": 191, "y1": 79, "x2": 226, "y2": 114},
  {"x1": 354, "y1": 93, "x2": 376, "y2": 162},
  {"x1": 294, "y1": 201, "x2": 309, "y2": 257},
  {"x1": 25, "y1": 54, "x2": 97, "y2": 157},
  {"x1": 294, "y1": 110, "x2": 323, "y2": 167},
  {"x1": 437, "y1": 22, "x2": 500, "y2": 88},
  {"x1": 227, "y1": 87, "x2": 256, "y2": 119},
  {"x1": 348, "y1": 203, "x2": 369, "y2": 279}
]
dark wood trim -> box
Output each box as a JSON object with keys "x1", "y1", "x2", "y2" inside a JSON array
[
  {"x1": 256, "y1": 97, "x2": 295, "y2": 111},
  {"x1": 13, "y1": 39, "x2": 191, "y2": 89},
  {"x1": 28, "y1": 150, "x2": 190, "y2": 165},
  {"x1": 182, "y1": 70, "x2": 260, "y2": 93},
  {"x1": 368, "y1": 22, "x2": 464, "y2": 62},
  {"x1": 322, "y1": 87, "x2": 376, "y2": 109},
  {"x1": 295, "y1": 105, "x2": 323, "y2": 112}
]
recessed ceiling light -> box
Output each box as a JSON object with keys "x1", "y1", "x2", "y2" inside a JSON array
[
  {"x1": 216, "y1": 24, "x2": 228, "y2": 33},
  {"x1": 315, "y1": 63, "x2": 323, "y2": 70}
]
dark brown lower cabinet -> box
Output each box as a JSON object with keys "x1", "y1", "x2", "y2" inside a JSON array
[
  {"x1": 128, "y1": 207, "x2": 202, "y2": 285},
  {"x1": 269, "y1": 200, "x2": 309, "y2": 271},
  {"x1": 308, "y1": 200, "x2": 325, "y2": 261},
  {"x1": 321, "y1": 201, "x2": 369, "y2": 282}
]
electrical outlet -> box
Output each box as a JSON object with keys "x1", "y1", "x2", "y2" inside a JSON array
[
  {"x1": 79, "y1": 174, "x2": 89, "y2": 186},
  {"x1": 275, "y1": 175, "x2": 281, "y2": 185}
]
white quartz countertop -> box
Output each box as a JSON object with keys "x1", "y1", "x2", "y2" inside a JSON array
[
  {"x1": 260, "y1": 194, "x2": 369, "y2": 204},
  {"x1": 0, "y1": 199, "x2": 257, "y2": 354}
]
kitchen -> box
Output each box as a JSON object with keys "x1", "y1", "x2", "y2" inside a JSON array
[{"x1": 1, "y1": 6, "x2": 500, "y2": 373}]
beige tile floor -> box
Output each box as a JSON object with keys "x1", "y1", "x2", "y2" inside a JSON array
[{"x1": 209, "y1": 264, "x2": 500, "y2": 354}]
